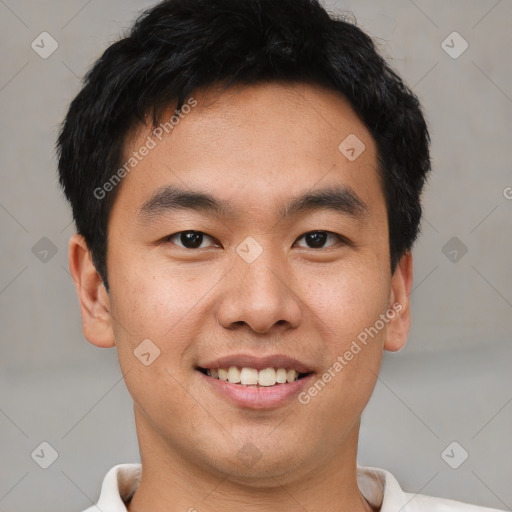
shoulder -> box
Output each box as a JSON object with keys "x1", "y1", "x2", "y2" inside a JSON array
[
  {"x1": 357, "y1": 465, "x2": 505, "y2": 512},
  {"x1": 79, "y1": 463, "x2": 142, "y2": 512},
  {"x1": 404, "y1": 492, "x2": 505, "y2": 511}
]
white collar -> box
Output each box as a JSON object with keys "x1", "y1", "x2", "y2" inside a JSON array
[{"x1": 85, "y1": 463, "x2": 503, "y2": 512}]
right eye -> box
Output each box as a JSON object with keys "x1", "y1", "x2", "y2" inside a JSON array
[{"x1": 162, "y1": 230, "x2": 220, "y2": 249}]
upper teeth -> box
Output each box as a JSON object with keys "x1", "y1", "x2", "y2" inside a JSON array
[{"x1": 207, "y1": 367, "x2": 300, "y2": 386}]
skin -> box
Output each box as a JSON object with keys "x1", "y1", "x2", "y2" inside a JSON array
[{"x1": 69, "y1": 81, "x2": 413, "y2": 512}]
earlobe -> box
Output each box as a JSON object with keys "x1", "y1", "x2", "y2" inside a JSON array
[
  {"x1": 383, "y1": 251, "x2": 413, "y2": 352},
  {"x1": 68, "y1": 234, "x2": 115, "y2": 348}
]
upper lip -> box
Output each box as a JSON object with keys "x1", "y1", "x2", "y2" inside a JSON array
[{"x1": 198, "y1": 354, "x2": 315, "y2": 374}]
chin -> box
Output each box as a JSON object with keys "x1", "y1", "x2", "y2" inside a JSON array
[{"x1": 201, "y1": 435, "x2": 312, "y2": 485}]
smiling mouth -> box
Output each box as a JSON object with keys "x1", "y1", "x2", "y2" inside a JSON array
[{"x1": 198, "y1": 367, "x2": 312, "y2": 387}]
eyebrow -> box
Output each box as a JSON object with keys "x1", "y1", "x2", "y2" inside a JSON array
[{"x1": 138, "y1": 184, "x2": 368, "y2": 223}]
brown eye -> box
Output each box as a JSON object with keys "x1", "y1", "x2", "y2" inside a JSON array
[
  {"x1": 295, "y1": 231, "x2": 344, "y2": 249},
  {"x1": 165, "y1": 231, "x2": 218, "y2": 249}
]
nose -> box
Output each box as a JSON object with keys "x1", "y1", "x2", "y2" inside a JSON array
[{"x1": 215, "y1": 249, "x2": 302, "y2": 334}]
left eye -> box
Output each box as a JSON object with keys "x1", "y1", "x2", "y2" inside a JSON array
[
  {"x1": 164, "y1": 231, "x2": 219, "y2": 249},
  {"x1": 294, "y1": 231, "x2": 344, "y2": 249}
]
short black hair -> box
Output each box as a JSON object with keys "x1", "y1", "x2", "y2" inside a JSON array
[{"x1": 57, "y1": 0, "x2": 431, "y2": 290}]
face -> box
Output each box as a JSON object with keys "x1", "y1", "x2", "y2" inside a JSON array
[{"x1": 71, "y1": 81, "x2": 412, "y2": 485}]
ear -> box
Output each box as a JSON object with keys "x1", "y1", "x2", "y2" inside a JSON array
[
  {"x1": 383, "y1": 251, "x2": 413, "y2": 352},
  {"x1": 68, "y1": 234, "x2": 115, "y2": 348}
]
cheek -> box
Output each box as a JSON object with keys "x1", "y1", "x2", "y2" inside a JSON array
[
  {"x1": 298, "y1": 261, "x2": 389, "y2": 402},
  {"x1": 297, "y1": 265, "x2": 388, "y2": 425},
  {"x1": 107, "y1": 248, "x2": 227, "y2": 380},
  {"x1": 291, "y1": 272, "x2": 388, "y2": 460},
  {"x1": 109, "y1": 246, "x2": 211, "y2": 336},
  {"x1": 107, "y1": 258, "x2": 210, "y2": 416},
  {"x1": 301, "y1": 258, "x2": 390, "y2": 347}
]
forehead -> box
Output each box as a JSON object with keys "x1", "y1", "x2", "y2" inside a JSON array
[{"x1": 113, "y1": 81, "x2": 383, "y2": 224}]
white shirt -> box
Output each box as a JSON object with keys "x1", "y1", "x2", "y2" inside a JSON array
[{"x1": 82, "y1": 463, "x2": 505, "y2": 511}]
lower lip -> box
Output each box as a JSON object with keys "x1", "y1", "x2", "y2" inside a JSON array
[{"x1": 199, "y1": 371, "x2": 314, "y2": 409}]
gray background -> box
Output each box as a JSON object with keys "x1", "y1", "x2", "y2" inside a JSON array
[{"x1": 0, "y1": 0, "x2": 511, "y2": 510}]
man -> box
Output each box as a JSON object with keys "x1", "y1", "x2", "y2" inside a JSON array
[{"x1": 57, "y1": 0, "x2": 505, "y2": 510}]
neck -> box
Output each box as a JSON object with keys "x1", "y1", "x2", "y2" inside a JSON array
[{"x1": 127, "y1": 411, "x2": 375, "y2": 512}]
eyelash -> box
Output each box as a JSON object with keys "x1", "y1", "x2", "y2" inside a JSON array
[{"x1": 162, "y1": 230, "x2": 349, "y2": 250}]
